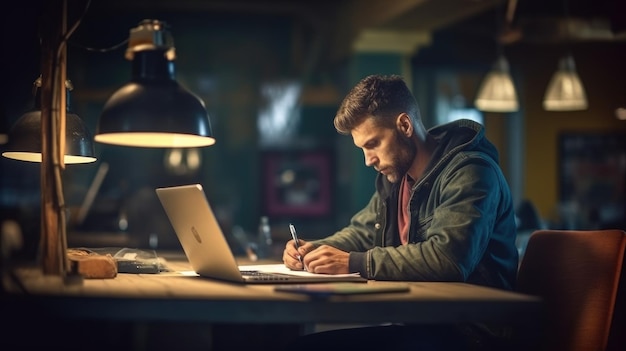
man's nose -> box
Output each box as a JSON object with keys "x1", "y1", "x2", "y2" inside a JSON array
[{"x1": 364, "y1": 151, "x2": 376, "y2": 167}]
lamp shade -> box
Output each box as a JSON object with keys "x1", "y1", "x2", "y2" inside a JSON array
[
  {"x1": 474, "y1": 56, "x2": 519, "y2": 112},
  {"x1": 2, "y1": 78, "x2": 96, "y2": 164},
  {"x1": 543, "y1": 55, "x2": 588, "y2": 111},
  {"x1": 95, "y1": 19, "x2": 215, "y2": 148}
]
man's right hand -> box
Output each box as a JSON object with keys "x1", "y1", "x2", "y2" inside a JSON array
[{"x1": 283, "y1": 238, "x2": 313, "y2": 271}]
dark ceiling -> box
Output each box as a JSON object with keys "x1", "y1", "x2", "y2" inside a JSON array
[
  {"x1": 80, "y1": 0, "x2": 626, "y2": 65},
  {"x1": 8, "y1": 0, "x2": 626, "y2": 64},
  {"x1": 79, "y1": 0, "x2": 507, "y2": 63},
  {"x1": 4, "y1": 0, "x2": 625, "y2": 114}
]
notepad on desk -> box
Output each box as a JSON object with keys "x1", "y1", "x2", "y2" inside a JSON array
[{"x1": 239, "y1": 264, "x2": 364, "y2": 280}]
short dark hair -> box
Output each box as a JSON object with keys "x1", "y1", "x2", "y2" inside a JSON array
[{"x1": 333, "y1": 74, "x2": 420, "y2": 135}]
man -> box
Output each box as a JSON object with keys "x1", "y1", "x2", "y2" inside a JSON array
[{"x1": 282, "y1": 74, "x2": 519, "y2": 350}]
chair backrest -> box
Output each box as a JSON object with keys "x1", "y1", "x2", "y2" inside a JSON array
[{"x1": 516, "y1": 229, "x2": 626, "y2": 351}]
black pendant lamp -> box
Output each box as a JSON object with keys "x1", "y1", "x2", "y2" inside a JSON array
[
  {"x1": 2, "y1": 76, "x2": 96, "y2": 164},
  {"x1": 95, "y1": 19, "x2": 215, "y2": 148}
]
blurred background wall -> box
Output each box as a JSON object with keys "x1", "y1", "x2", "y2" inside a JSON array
[{"x1": 2, "y1": 0, "x2": 625, "y2": 259}]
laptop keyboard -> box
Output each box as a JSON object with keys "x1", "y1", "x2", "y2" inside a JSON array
[{"x1": 240, "y1": 270, "x2": 290, "y2": 281}]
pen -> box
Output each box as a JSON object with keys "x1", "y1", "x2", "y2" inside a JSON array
[{"x1": 289, "y1": 223, "x2": 306, "y2": 271}]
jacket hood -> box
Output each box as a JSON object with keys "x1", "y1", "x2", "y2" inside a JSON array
[
  {"x1": 376, "y1": 119, "x2": 500, "y2": 196},
  {"x1": 428, "y1": 119, "x2": 499, "y2": 165}
]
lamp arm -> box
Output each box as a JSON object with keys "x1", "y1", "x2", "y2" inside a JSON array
[{"x1": 40, "y1": 0, "x2": 70, "y2": 276}]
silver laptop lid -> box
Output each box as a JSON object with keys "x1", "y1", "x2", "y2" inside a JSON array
[{"x1": 156, "y1": 184, "x2": 244, "y2": 283}]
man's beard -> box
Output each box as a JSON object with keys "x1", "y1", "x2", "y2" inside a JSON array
[{"x1": 385, "y1": 130, "x2": 417, "y2": 183}]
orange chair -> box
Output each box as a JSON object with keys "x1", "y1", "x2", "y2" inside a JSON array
[{"x1": 516, "y1": 229, "x2": 626, "y2": 351}]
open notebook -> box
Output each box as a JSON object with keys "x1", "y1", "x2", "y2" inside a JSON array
[{"x1": 155, "y1": 184, "x2": 366, "y2": 284}]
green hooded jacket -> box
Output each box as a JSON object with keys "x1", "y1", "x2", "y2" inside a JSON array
[{"x1": 312, "y1": 119, "x2": 519, "y2": 291}]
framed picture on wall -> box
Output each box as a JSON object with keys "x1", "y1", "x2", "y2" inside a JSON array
[
  {"x1": 558, "y1": 132, "x2": 626, "y2": 229},
  {"x1": 262, "y1": 150, "x2": 332, "y2": 217}
]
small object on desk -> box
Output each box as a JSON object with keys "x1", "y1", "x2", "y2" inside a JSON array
[
  {"x1": 274, "y1": 282, "x2": 410, "y2": 298},
  {"x1": 113, "y1": 248, "x2": 162, "y2": 274},
  {"x1": 116, "y1": 259, "x2": 161, "y2": 274},
  {"x1": 72, "y1": 247, "x2": 163, "y2": 274},
  {"x1": 67, "y1": 248, "x2": 118, "y2": 279},
  {"x1": 289, "y1": 223, "x2": 306, "y2": 271}
]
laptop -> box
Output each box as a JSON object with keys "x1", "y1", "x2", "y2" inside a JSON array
[{"x1": 155, "y1": 184, "x2": 366, "y2": 284}]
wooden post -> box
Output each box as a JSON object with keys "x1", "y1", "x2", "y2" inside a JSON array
[{"x1": 39, "y1": 0, "x2": 68, "y2": 275}]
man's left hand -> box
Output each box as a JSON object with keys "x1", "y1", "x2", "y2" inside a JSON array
[{"x1": 302, "y1": 244, "x2": 350, "y2": 274}]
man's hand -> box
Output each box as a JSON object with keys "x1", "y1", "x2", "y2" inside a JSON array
[
  {"x1": 283, "y1": 239, "x2": 314, "y2": 271},
  {"x1": 301, "y1": 245, "x2": 350, "y2": 274}
]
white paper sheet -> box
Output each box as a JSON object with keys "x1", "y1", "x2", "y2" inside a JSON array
[{"x1": 238, "y1": 263, "x2": 362, "y2": 278}]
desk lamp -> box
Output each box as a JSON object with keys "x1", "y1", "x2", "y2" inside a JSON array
[
  {"x1": 2, "y1": 76, "x2": 96, "y2": 164},
  {"x1": 95, "y1": 19, "x2": 215, "y2": 148},
  {"x1": 6, "y1": 4, "x2": 217, "y2": 278}
]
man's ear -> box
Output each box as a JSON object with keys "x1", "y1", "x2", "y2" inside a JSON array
[{"x1": 396, "y1": 113, "x2": 413, "y2": 136}]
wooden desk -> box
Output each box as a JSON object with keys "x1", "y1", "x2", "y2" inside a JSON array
[
  {"x1": 1, "y1": 257, "x2": 542, "y2": 350},
  {"x1": 4, "y1": 267, "x2": 541, "y2": 325}
]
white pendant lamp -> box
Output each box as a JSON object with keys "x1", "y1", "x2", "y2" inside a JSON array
[
  {"x1": 475, "y1": 55, "x2": 519, "y2": 113},
  {"x1": 543, "y1": 54, "x2": 588, "y2": 111}
]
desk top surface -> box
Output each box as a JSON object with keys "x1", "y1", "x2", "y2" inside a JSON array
[{"x1": 3, "y1": 253, "x2": 542, "y2": 325}]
